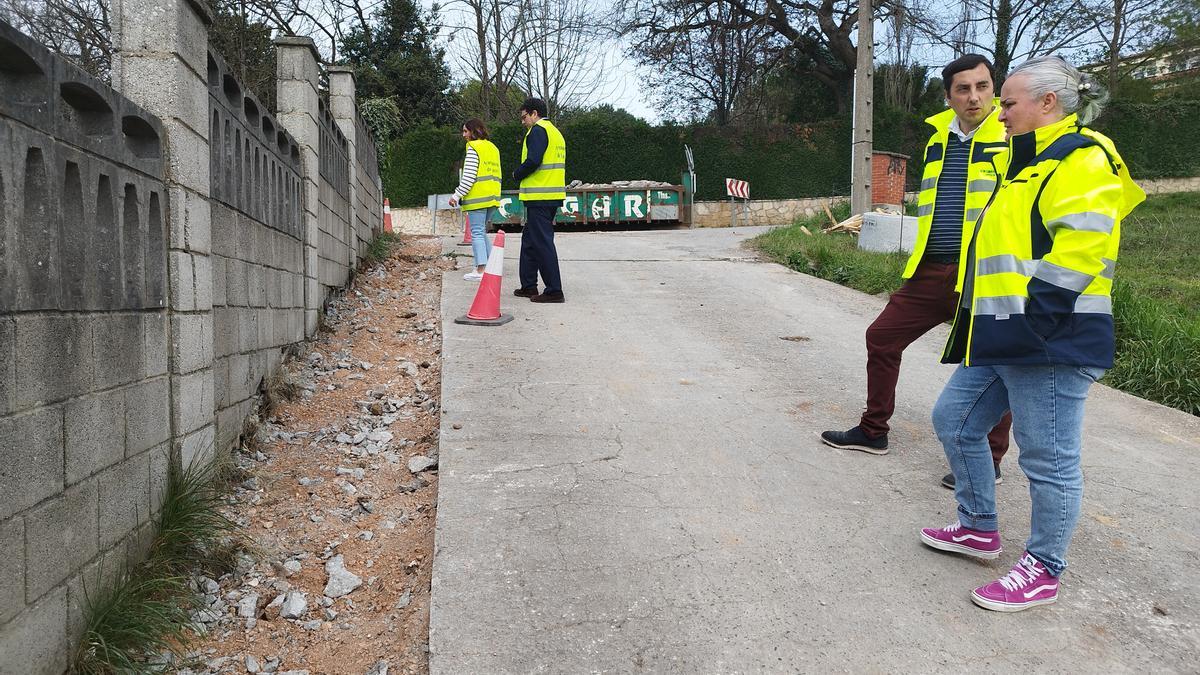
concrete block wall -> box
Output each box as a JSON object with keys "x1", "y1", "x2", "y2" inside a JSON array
[
  {"x1": 206, "y1": 50, "x2": 306, "y2": 452},
  {"x1": 317, "y1": 99, "x2": 353, "y2": 289},
  {"x1": 0, "y1": 21, "x2": 171, "y2": 672},
  {"x1": 2, "y1": 2, "x2": 386, "y2": 670}
]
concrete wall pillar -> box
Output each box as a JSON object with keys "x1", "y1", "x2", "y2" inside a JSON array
[
  {"x1": 327, "y1": 66, "x2": 359, "y2": 270},
  {"x1": 275, "y1": 37, "x2": 322, "y2": 338},
  {"x1": 111, "y1": 0, "x2": 215, "y2": 468}
]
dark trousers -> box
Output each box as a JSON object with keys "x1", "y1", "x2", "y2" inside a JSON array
[
  {"x1": 861, "y1": 261, "x2": 1012, "y2": 462},
  {"x1": 519, "y1": 201, "x2": 563, "y2": 293}
]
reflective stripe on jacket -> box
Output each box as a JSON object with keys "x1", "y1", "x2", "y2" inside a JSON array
[
  {"x1": 519, "y1": 119, "x2": 566, "y2": 202},
  {"x1": 904, "y1": 104, "x2": 1007, "y2": 286},
  {"x1": 942, "y1": 114, "x2": 1146, "y2": 368},
  {"x1": 461, "y1": 139, "x2": 501, "y2": 211}
]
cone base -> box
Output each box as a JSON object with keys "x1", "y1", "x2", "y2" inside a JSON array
[
  {"x1": 454, "y1": 313, "x2": 514, "y2": 327},
  {"x1": 457, "y1": 240, "x2": 471, "y2": 246}
]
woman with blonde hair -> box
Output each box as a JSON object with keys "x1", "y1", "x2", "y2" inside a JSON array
[
  {"x1": 919, "y1": 55, "x2": 1145, "y2": 612},
  {"x1": 448, "y1": 118, "x2": 502, "y2": 280}
]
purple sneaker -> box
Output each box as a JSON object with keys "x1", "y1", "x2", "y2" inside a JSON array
[
  {"x1": 920, "y1": 521, "x2": 1002, "y2": 559},
  {"x1": 971, "y1": 552, "x2": 1059, "y2": 612}
]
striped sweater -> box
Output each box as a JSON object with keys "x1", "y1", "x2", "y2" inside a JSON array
[{"x1": 453, "y1": 146, "x2": 479, "y2": 200}]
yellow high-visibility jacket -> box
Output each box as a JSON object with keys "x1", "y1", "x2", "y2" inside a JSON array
[
  {"x1": 461, "y1": 139, "x2": 502, "y2": 211},
  {"x1": 905, "y1": 104, "x2": 1007, "y2": 287},
  {"x1": 942, "y1": 114, "x2": 1145, "y2": 368},
  {"x1": 519, "y1": 119, "x2": 566, "y2": 202}
]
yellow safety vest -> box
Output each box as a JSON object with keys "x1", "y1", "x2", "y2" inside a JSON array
[
  {"x1": 461, "y1": 139, "x2": 501, "y2": 211},
  {"x1": 904, "y1": 103, "x2": 1007, "y2": 288},
  {"x1": 942, "y1": 114, "x2": 1145, "y2": 368},
  {"x1": 519, "y1": 119, "x2": 566, "y2": 202}
]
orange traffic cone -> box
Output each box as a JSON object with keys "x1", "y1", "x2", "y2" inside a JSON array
[
  {"x1": 458, "y1": 213, "x2": 472, "y2": 246},
  {"x1": 455, "y1": 230, "x2": 513, "y2": 326},
  {"x1": 383, "y1": 198, "x2": 393, "y2": 233}
]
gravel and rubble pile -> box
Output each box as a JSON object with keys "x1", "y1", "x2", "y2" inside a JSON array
[{"x1": 171, "y1": 237, "x2": 453, "y2": 675}]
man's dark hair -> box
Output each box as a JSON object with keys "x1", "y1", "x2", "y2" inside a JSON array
[
  {"x1": 942, "y1": 54, "x2": 994, "y2": 93},
  {"x1": 519, "y1": 97, "x2": 548, "y2": 118}
]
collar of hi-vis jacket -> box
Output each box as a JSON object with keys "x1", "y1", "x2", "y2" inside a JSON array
[
  {"x1": 1001, "y1": 114, "x2": 1082, "y2": 179},
  {"x1": 924, "y1": 100, "x2": 1003, "y2": 140}
]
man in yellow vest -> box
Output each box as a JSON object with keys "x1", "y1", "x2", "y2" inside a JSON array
[
  {"x1": 512, "y1": 97, "x2": 567, "y2": 303},
  {"x1": 821, "y1": 55, "x2": 1013, "y2": 488}
]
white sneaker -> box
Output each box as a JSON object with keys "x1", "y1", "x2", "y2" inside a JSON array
[{"x1": 463, "y1": 271, "x2": 483, "y2": 281}]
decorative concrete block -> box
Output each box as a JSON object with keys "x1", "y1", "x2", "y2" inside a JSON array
[
  {"x1": 96, "y1": 452, "x2": 151, "y2": 550},
  {"x1": 225, "y1": 256, "x2": 247, "y2": 306},
  {"x1": 92, "y1": 313, "x2": 143, "y2": 389},
  {"x1": 24, "y1": 479, "x2": 98, "y2": 600},
  {"x1": 171, "y1": 369, "x2": 213, "y2": 435},
  {"x1": 178, "y1": 424, "x2": 214, "y2": 469},
  {"x1": 0, "y1": 407, "x2": 65, "y2": 520},
  {"x1": 0, "y1": 517, "x2": 25, "y2": 624},
  {"x1": 125, "y1": 377, "x2": 170, "y2": 455},
  {"x1": 160, "y1": 120, "x2": 210, "y2": 194},
  {"x1": 169, "y1": 250, "x2": 196, "y2": 311},
  {"x1": 211, "y1": 255, "x2": 227, "y2": 306},
  {"x1": 15, "y1": 315, "x2": 92, "y2": 408},
  {"x1": 212, "y1": 306, "x2": 239, "y2": 358},
  {"x1": 148, "y1": 441, "x2": 170, "y2": 513},
  {"x1": 170, "y1": 313, "x2": 213, "y2": 375},
  {"x1": 65, "y1": 388, "x2": 126, "y2": 485},
  {"x1": 0, "y1": 586, "x2": 68, "y2": 675},
  {"x1": 0, "y1": 318, "x2": 13, "y2": 417},
  {"x1": 167, "y1": 185, "x2": 212, "y2": 255},
  {"x1": 192, "y1": 253, "x2": 212, "y2": 310},
  {"x1": 142, "y1": 311, "x2": 168, "y2": 377},
  {"x1": 858, "y1": 213, "x2": 918, "y2": 254}
]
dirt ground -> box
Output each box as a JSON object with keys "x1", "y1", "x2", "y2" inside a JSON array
[{"x1": 182, "y1": 236, "x2": 455, "y2": 675}]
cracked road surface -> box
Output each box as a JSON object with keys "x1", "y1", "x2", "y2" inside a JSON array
[{"x1": 431, "y1": 227, "x2": 1200, "y2": 672}]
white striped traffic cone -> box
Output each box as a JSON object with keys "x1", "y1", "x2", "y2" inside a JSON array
[{"x1": 454, "y1": 230, "x2": 513, "y2": 326}]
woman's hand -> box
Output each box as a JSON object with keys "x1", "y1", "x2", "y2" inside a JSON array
[{"x1": 448, "y1": 197, "x2": 458, "y2": 207}]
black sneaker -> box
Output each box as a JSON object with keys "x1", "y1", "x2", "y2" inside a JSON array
[
  {"x1": 941, "y1": 463, "x2": 1003, "y2": 489},
  {"x1": 513, "y1": 287, "x2": 538, "y2": 298},
  {"x1": 820, "y1": 426, "x2": 888, "y2": 455}
]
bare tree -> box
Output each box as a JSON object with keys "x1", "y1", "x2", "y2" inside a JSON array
[
  {"x1": 515, "y1": 0, "x2": 620, "y2": 117},
  {"x1": 617, "y1": 0, "x2": 918, "y2": 114},
  {"x1": 912, "y1": 0, "x2": 1102, "y2": 85},
  {"x1": 1078, "y1": 0, "x2": 1169, "y2": 90},
  {"x1": 627, "y1": 0, "x2": 779, "y2": 124},
  {"x1": 3, "y1": 0, "x2": 112, "y2": 79},
  {"x1": 445, "y1": 0, "x2": 531, "y2": 122}
]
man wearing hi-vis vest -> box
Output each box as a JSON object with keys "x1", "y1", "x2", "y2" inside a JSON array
[
  {"x1": 822, "y1": 55, "x2": 1013, "y2": 489},
  {"x1": 512, "y1": 97, "x2": 567, "y2": 303}
]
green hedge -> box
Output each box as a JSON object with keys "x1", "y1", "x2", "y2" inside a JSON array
[{"x1": 381, "y1": 100, "x2": 1200, "y2": 208}]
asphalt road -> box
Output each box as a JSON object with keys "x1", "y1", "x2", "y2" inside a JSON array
[{"x1": 431, "y1": 227, "x2": 1200, "y2": 673}]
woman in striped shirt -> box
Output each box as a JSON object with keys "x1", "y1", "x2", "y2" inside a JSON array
[{"x1": 448, "y1": 119, "x2": 502, "y2": 280}]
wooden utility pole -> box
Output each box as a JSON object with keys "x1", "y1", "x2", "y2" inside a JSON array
[{"x1": 850, "y1": 0, "x2": 874, "y2": 216}]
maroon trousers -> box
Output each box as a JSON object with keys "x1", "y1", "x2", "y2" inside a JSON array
[{"x1": 860, "y1": 261, "x2": 1012, "y2": 462}]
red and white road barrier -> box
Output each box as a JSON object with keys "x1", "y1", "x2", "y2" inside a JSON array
[
  {"x1": 383, "y1": 198, "x2": 393, "y2": 233},
  {"x1": 455, "y1": 230, "x2": 513, "y2": 326},
  {"x1": 725, "y1": 178, "x2": 750, "y2": 199}
]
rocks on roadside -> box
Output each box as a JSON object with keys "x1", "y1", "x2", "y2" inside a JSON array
[
  {"x1": 407, "y1": 455, "x2": 437, "y2": 474},
  {"x1": 279, "y1": 591, "x2": 308, "y2": 619},
  {"x1": 323, "y1": 555, "x2": 363, "y2": 598}
]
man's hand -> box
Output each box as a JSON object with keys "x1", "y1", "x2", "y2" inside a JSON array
[{"x1": 448, "y1": 197, "x2": 458, "y2": 207}]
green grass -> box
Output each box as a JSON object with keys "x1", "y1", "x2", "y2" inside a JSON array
[
  {"x1": 73, "y1": 459, "x2": 241, "y2": 673},
  {"x1": 749, "y1": 193, "x2": 1200, "y2": 416},
  {"x1": 365, "y1": 231, "x2": 403, "y2": 265}
]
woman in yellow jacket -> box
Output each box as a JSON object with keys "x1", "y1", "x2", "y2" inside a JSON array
[
  {"x1": 448, "y1": 118, "x2": 502, "y2": 280},
  {"x1": 918, "y1": 56, "x2": 1145, "y2": 612}
]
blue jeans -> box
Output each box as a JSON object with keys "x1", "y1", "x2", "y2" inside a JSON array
[
  {"x1": 467, "y1": 208, "x2": 494, "y2": 267},
  {"x1": 932, "y1": 363, "x2": 1104, "y2": 576}
]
